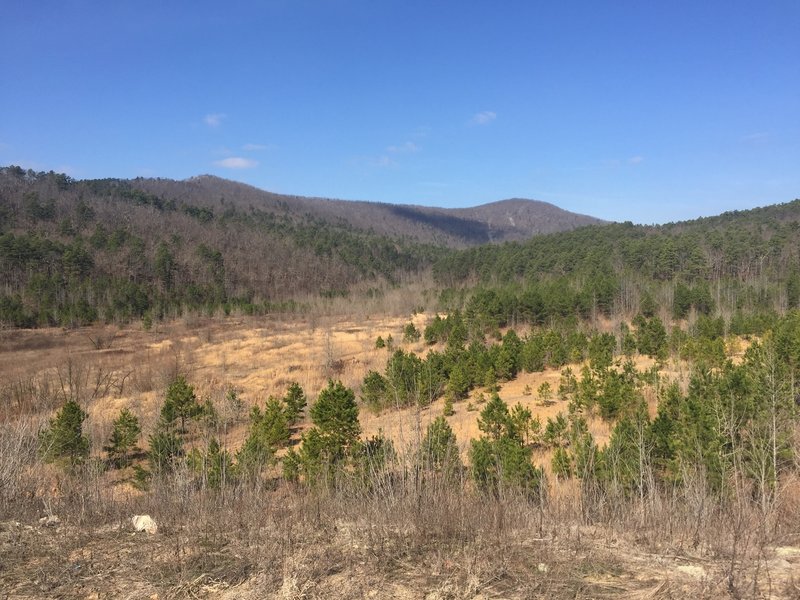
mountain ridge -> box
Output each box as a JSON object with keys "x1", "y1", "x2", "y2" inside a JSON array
[
  {"x1": 1, "y1": 165, "x2": 800, "y2": 330},
  {"x1": 132, "y1": 173, "x2": 606, "y2": 246}
]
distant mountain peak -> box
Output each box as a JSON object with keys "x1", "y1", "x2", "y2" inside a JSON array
[{"x1": 151, "y1": 175, "x2": 604, "y2": 246}]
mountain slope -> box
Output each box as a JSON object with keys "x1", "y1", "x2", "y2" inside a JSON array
[
  {"x1": 132, "y1": 175, "x2": 604, "y2": 246},
  {"x1": 16, "y1": 166, "x2": 800, "y2": 331}
]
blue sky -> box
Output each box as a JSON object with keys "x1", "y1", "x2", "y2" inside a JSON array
[{"x1": 2, "y1": 1, "x2": 798, "y2": 224}]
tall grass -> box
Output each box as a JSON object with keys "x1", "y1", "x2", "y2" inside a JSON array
[{"x1": 1, "y1": 412, "x2": 797, "y2": 597}]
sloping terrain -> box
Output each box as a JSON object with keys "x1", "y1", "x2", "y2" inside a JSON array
[
  {"x1": 2, "y1": 315, "x2": 799, "y2": 599},
  {"x1": 135, "y1": 174, "x2": 605, "y2": 246}
]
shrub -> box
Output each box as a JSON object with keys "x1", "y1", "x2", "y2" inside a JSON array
[
  {"x1": 104, "y1": 408, "x2": 141, "y2": 468},
  {"x1": 39, "y1": 400, "x2": 90, "y2": 467}
]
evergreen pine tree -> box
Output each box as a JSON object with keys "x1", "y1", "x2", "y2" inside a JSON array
[
  {"x1": 39, "y1": 399, "x2": 90, "y2": 467},
  {"x1": 421, "y1": 416, "x2": 461, "y2": 474},
  {"x1": 104, "y1": 408, "x2": 141, "y2": 467}
]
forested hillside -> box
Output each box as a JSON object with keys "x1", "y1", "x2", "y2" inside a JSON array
[
  {"x1": 433, "y1": 202, "x2": 800, "y2": 333},
  {"x1": 0, "y1": 167, "x2": 447, "y2": 327},
  {"x1": 131, "y1": 175, "x2": 604, "y2": 245},
  {"x1": 2, "y1": 164, "x2": 800, "y2": 332}
]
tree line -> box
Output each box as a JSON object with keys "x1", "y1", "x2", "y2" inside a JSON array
[{"x1": 0, "y1": 167, "x2": 446, "y2": 327}]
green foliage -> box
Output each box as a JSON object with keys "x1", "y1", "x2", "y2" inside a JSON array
[
  {"x1": 7, "y1": 165, "x2": 800, "y2": 330},
  {"x1": 558, "y1": 367, "x2": 578, "y2": 401},
  {"x1": 189, "y1": 438, "x2": 234, "y2": 489},
  {"x1": 633, "y1": 315, "x2": 668, "y2": 359},
  {"x1": 537, "y1": 382, "x2": 553, "y2": 403},
  {"x1": 256, "y1": 397, "x2": 291, "y2": 447},
  {"x1": 161, "y1": 376, "x2": 202, "y2": 432},
  {"x1": 298, "y1": 380, "x2": 362, "y2": 482},
  {"x1": 0, "y1": 294, "x2": 34, "y2": 328},
  {"x1": 424, "y1": 315, "x2": 446, "y2": 344},
  {"x1": 103, "y1": 408, "x2": 141, "y2": 468},
  {"x1": 282, "y1": 448, "x2": 301, "y2": 483},
  {"x1": 310, "y1": 380, "x2": 361, "y2": 451},
  {"x1": 597, "y1": 407, "x2": 651, "y2": 494},
  {"x1": 544, "y1": 413, "x2": 569, "y2": 448},
  {"x1": 355, "y1": 432, "x2": 396, "y2": 484},
  {"x1": 147, "y1": 430, "x2": 184, "y2": 474},
  {"x1": 361, "y1": 370, "x2": 389, "y2": 411},
  {"x1": 403, "y1": 321, "x2": 421, "y2": 342},
  {"x1": 470, "y1": 393, "x2": 544, "y2": 497},
  {"x1": 690, "y1": 338, "x2": 727, "y2": 368},
  {"x1": 282, "y1": 381, "x2": 307, "y2": 426},
  {"x1": 446, "y1": 361, "x2": 471, "y2": 401},
  {"x1": 154, "y1": 242, "x2": 175, "y2": 291},
  {"x1": 587, "y1": 332, "x2": 616, "y2": 370},
  {"x1": 673, "y1": 282, "x2": 714, "y2": 319},
  {"x1": 510, "y1": 403, "x2": 537, "y2": 445},
  {"x1": 382, "y1": 349, "x2": 445, "y2": 406},
  {"x1": 424, "y1": 311, "x2": 468, "y2": 348},
  {"x1": 477, "y1": 393, "x2": 514, "y2": 442},
  {"x1": 774, "y1": 310, "x2": 800, "y2": 378},
  {"x1": 551, "y1": 447, "x2": 573, "y2": 479},
  {"x1": 568, "y1": 416, "x2": 598, "y2": 479},
  {"x1": 483, "y1": 366, "x2": 499, "y2": 392},
  {"x1": 0, "y1": 168, "x2": 449, "y2": 328},
  {"x1": 470, "y1": 435, "x2": 545, "y2": 498},
  {"x1": 237, "y1": 397, "x2": 291, "y2": 478},
  {"x1": 39, "y1": 400, "x2": 90, "y2": 467},
  {"x1": 442, "y1": 395, "x2": 455, "y2": 416},
  {"x1": 421, "y1": 416, "x2": 461, "y2": 474}
]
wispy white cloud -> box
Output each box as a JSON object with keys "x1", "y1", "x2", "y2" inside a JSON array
[
  {"x1": 242, "y1": 143, "x2": 269, "y2": 151},
  {"x1": 741, "y1": 132, "x2": 769, "y2": 144},
  {"x1": 204, "y1": 113, "x2": 227, "y2": 127},
  {"x1": 470, "y1": 111, "x2": 497, "y2": 126},
  {"x1": 387, "y1": 141, "x2": 420, "y2": 154},
  {"x1": 628, "y1": 156, "x2": 644, "y2": 165},
  {"x1": 371, "y1": 155, "x2": 395, "y2": 168},
  {"x1": 214, "y1": 157, "x2": 258, "y2": 169}
]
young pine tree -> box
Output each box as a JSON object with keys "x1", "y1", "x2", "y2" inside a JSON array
[
  {"x1": 283, "y1": 381, "x2": 307, "y2": 426},
  {"x1": 236, "y1": 397, "x2": 290, "y2": 479},
  {"x1": 104, "y1": 408, "x2": 141, "y2": 468},
  {"x1": 470, "y1": 394, "x2": 544, "y2": 498},
  {"x1": 189, "y1": 438, "x2": 233, "y2": 489},
  {"x1": 147, "y1": 429, "x2": 183, "y2": 474},
  {"x1": 421, "y1": 415, "x2": 461, "y2": 475},
  {"x1": 298, "y1": 380, "x2": 361, "y2": 481},
  {"x1": 39, "y1": 399, "x2": 90, "y2": 467},
  {"x1": 161, "y1": 375, "x2": 202, "y2": 433}
]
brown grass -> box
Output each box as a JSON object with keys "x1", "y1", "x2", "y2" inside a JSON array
[{"x1": 1, "y1": 315, "x2": 799, "y2": 598}]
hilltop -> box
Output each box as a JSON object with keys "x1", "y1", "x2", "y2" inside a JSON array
[{"x1": 133, "y1": 173, "x2": 604, "y2": 246}]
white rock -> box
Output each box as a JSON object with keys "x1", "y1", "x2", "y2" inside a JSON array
[
  {"x1": 38, "y1": 515, "x2": 60, "y2": 527},
  {"x1": 131, "y1": 514, "x2": 158, "y2": 534}
]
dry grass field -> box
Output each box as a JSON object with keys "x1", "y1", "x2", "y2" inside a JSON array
[
  {"x1": 0, "y1": 311, "x2": 670, "y2": 473},
  {"x1": 1, "y1": 314, "x2": 799, "y2": 599}
]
